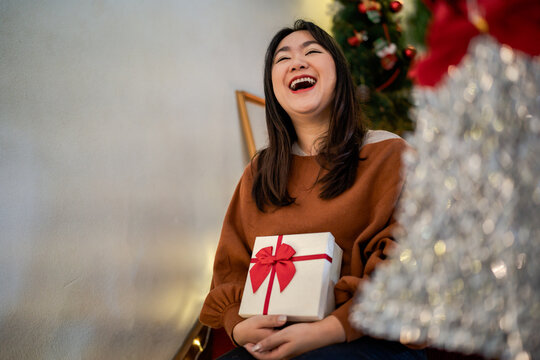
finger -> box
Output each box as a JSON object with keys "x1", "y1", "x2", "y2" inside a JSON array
[
  {"x1": 254, "y1": 314, "x2": 287, "y2": 328},
  {"x1": 246, "y1": 342, "x2": 289, "y2": 360},
  {"x1": 252, "y1": 331, "x2": 289, "y2": 353},
  {"x1": 245, "y1": 343, "x2": 268, "y2": 360}
]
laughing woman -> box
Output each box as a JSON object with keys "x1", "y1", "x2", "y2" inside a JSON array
[{"x1": 199, "y1": 20, "x2": 426, "y2": 360}]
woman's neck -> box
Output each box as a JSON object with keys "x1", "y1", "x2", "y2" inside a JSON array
[{"x1": 291, "y1": 114, "x2": 330, "y2": 156}]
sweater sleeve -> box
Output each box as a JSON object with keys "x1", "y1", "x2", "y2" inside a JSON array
[
  {"x1": 199, "y1": 165, "x2": 254, "y2": 340},
  {"x1": 331, "y1": 139, "x2": 407, "y2": 342}
]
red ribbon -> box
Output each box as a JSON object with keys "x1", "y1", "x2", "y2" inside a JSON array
[{"x1": 248, "y1": 235, "x2": 333, "y2": 315}]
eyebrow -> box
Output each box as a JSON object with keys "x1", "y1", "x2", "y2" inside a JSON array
[{"x1": 274, "y1": 40, "x2": 320, "y2": 58}]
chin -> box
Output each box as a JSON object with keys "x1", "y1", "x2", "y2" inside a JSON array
[
  {"x1": 290, "y1": 106, "x2": 321, "y2": 116},
  {"x1": 288, "y1": 100, "x2": 324, "y2": 114}
]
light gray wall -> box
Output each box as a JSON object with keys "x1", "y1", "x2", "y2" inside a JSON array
[{"x1": 0, "y1": 0, "x2": 332, "y2": 359}]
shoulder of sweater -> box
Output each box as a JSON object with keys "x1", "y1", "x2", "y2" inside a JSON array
[
  {"x1": 359, "y1": 130, "x2": 409, "y2": 162},
  {"x1": 361, "y1": 129, "x2": 404, "y2": 148}
]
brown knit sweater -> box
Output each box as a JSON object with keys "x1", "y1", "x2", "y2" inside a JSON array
[{"x1": 199, "y1": 130, "x2": 407, "y2": 342}]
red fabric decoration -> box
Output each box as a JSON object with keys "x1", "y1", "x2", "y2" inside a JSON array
[
  {"x1": 410, "y1": 0, "x2": 540, "y2": 87},
  {"x1": 381, "y1": 53, "x2": 398, "y2": 70}
]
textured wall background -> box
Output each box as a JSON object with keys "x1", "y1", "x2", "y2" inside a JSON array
[{"x1": 0, "y1": 0, "x2": 331, "y2": 359}]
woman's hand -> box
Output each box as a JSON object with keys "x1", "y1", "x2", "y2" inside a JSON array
[
  {"x1": 244, "y1": 315, "x2": 346, "y2": 360},
  {"x1": 232, "y1": 315, "x2": 288, "y2": 347}
]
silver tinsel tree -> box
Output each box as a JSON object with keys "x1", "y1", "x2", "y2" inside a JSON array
[{"x1": 350, "y1": 35, "x2": 540, "y2": 360}]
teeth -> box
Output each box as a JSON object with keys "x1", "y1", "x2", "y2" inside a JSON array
[{"x1": 290, "y1": 77, "x2": 316, "y2": 90}]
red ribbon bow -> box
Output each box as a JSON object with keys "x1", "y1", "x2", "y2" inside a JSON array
[{"x1": 249, "y1": 243, "x2": 296, "y2": 293}]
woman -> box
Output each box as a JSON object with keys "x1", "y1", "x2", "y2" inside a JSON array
[{"x1": 200, "y1": 20, "x2": 426, "y2": 360}]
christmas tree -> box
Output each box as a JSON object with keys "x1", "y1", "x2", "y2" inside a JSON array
[{"x1": 331, "y1": 0, "x2": 417, "y2": 133}]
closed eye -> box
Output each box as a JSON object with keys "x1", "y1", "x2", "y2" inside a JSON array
[
  {"x1": 306, "y1": 49, "x2": 322, "y2": 55},
  {"x1": 275, "y1": 56, "x2": 290, "y2": 63}
]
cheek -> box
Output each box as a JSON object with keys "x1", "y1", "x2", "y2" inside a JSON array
[
  {"x1": 326, "y1": 66, "x2": 337, "y2": 96},
  {"x1": 271, "y1": 70, "x2": 281, "y2": 93},
  {"x1": 271, "y1": 72, "x2": 288, "y2": 106},
  {"x1": 329, "y1": 75, "x2": 337, "y2": 95}
]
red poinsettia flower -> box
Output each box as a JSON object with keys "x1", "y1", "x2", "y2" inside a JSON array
[{"x1": 410, "y1": 0, "x2": 540, "y2": 87}]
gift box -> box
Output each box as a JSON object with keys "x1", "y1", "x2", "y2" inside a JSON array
[{"x1": 238, "y1": 232, "x2": 342, "y2": 322}]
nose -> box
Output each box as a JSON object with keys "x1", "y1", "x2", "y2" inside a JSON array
[{"x1": 290, "y1": 57, "x2": 308, "y2": 72}]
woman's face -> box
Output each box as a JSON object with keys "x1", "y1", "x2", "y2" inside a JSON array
[{"x1": 271, "y1": 30, "x2": 336, "y2": 123}]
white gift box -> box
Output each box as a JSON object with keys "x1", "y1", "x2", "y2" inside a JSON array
[{"x1": 238, "y1": 232, "x2": 342, "y2": 322}]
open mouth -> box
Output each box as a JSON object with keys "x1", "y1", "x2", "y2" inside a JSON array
[{"x1": 289, "y1": 76, "x2": 317, "y2": 91}]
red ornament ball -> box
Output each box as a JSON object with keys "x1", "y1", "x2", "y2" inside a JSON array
[
  {"x1": 348, "y1": 35, "x2": 361, "y2": 47},
  {"x1": 404, "y1": 45, "x2": 417, "y2": 59},
  {"x1": 358, "y1": 3, "x2": 367, "y2": 13},
  {"x1": 390, "y1": 0, "x2": 403, "y2": 13}
]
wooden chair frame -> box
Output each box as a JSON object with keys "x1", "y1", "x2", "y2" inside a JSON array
[{"x1": 235, "y1": 90, "x2": 265, "y2": 158}]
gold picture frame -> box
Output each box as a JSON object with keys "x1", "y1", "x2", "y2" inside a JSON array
[{"x1": 235, "y1": 90, "x2": 266, "y2": 158}]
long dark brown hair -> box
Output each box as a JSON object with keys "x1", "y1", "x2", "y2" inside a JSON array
[{"x1": 252, "y1": 20, "x2": 366, "y2": 212}]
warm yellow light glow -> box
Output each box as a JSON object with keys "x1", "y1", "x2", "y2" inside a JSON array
[
  {"x1": 298, "y1": 0, "x2": 334, "y2": 33},
  {"x1": 193, "y1": 338, "x2": 203, "y2": 352},
  {"x1": 434, "y1": 240, "x2": 446, "y2": 256}
]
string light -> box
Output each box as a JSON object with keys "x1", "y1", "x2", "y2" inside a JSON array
[{"x1": 192, "y1": 338, "x2": 203, "y2": 353}]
